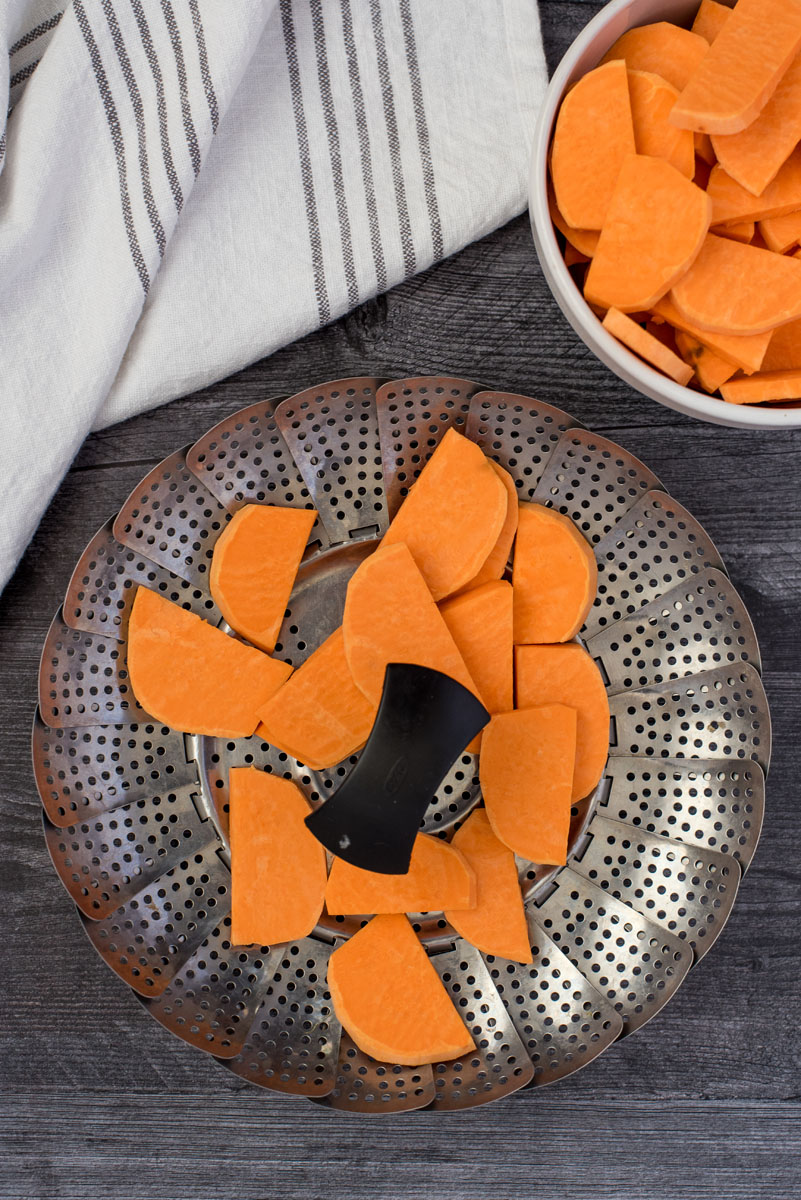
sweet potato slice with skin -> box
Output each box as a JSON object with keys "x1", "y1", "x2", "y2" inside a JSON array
[
  {"x1": 584, "y1": 155, "x2": 711, "y2": 312},
  {"x1": 512, "y1": 503, "x2": 597, "y2": 643},
  {"x1": 628, "y1": 70, "x2": 694, "y2": 179},
  {"x1": 551, "y1": 59, "x2": 635, "y2": 231},
  {"x1": 712, "y1": 53, "x2": 801, "y2": 197},
  {"x1": 328, "y1": 914, "x2": 474, "y2": 1066},
  {"x1": 758, "y1": 210, "x2": 801, "y2": 254},
  {"x1": 255, "y1": 627, "x2": 376, "y2": 769},
  {"x1": 444, "y1": 809, "x2": 532, "y2": 964},
  {"x1": 692, "y1": 0, "x2": 731, "y2": 44},
  {"x1": 515, "y1": 643, "x2": 609, "y2": 804},
  {"x1": 230, "y1": 768, "x2": 326, "y2": 945},
  {"x1": 721, "y1": 369, "x2": 801, "y2": 404},
  {"x1": 670, "y1": 234, "x2": 801, "y2": 335},
  {"x1": 128, "y1": 587, "x2": 292, "y2": 738},
  {"x1": 762, "y1": 318, "x2": 801, "y2": 372},
  {"x1": 480, "y1": 706, "x2": 577, "y2": 866},
  {"x1": 325, "y1": 833, "x2": 476, "y2": 916},
  {"x1": 602, "y1": 308, "x2": 694, "y2": 385},
  {"x1": 381, "y1": 427, "x2": 507, "y2": 601},
  {"x1": 460, "y1": 461, "x2": 520, "y2": 590},
  {"x1": 708, "y1": 149, "x2": 801, "y2": 227},
  {"x1": 600, "y1": 23, "x2": 709, "y2": 92},
  {"x1": 670, "y1": 0, "x2": 801, "y2": 135},
  {"x1": 675, "y1": 331, "x2": 738, "y2": 393},
  {"x1": 439, "y1": 581, "x2": 513, "y2": 715},
  {"x1": 652, "y1": 295, "x2": 771, "y2": 372},
  {"x1": 343, "y1": 542, "x2": 479, "y2": 707}
]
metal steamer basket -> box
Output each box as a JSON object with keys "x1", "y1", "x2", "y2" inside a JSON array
[{"x1": 34, "y1": 376, "x2": 770, "y2": 1113}]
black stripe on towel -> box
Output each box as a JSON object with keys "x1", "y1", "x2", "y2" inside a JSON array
[
  {"x1": 73, "y1": 0, "x2": 150, "y2": 295},
  {"x1": 368, "y1": 0, "x2": 415, "y2": 278},
  {"x1": 9, "y1": 60, "x2": 39, "y2": 90},
  {"x1": 101, "y1": 0, "x2": 166, "y2": 257},
  {"x1": 399, "y1": 0, "x2": 443, "y2": 261},
  {"x1": 188, "y1": 0, "x2": 219, "y2": 133},
  {"x1": 9, "y1": 11, "x2": 62, "y2": 57},
  {"x1": 310, "y1": 0, "x2": 359, "y2": 307},
  {"x1": 159, "y1": 0, "x2": 201, "y2": 176},
  {"x1": 128, "y1": 0, "x2": 183, "y2": 213},
  {"x1": 279, "y1": 0, "x2": 330, "y2": 324}
]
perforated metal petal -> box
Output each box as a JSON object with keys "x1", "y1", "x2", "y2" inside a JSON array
[
  {"x1": 113, "y1": 448, "x2": 230, "y2": 588},
  {"x1": 275, "y1": 378, "x2": 387, "y2": 541},
  {"x1": 32, "y1": 710, "x2": 198, "y2": 827},
  {"x1": 82, "y1": 843, "x2": 228, "y2": 995},
  {"x1": 428, "y1": 941, "x2": 534, "y2": 1109},
  {"x1": 144, "y1": 917, "x2": 278, "y2": 1058},
  {"x1": 44, "y1": 785, "x2": 215, "y2": 919},
  {"x1": 221, "y1": 937, "x2": 340, "y2": 1096},
  {"x1": 465, "y1": 390, "x2": 579, "y2": 499},
  {"x1": 62, "y1": 519, "x2": 220, "y2": 640},
  {"x1": 600, "y1": 756, "x2": 764, "y2": 869},
  {"x1": 39, "y1": 612, "x2": 148, "y2": 728},
  {"x1": 609, "y1": 663, "x2": 771, "y2": 771},
  {"x1": 584, "y1": 491, "x2": 726, "y2": 640},
  {"x1": 486, "y1": 910, "x2": 623, "y2": 1086},
  {"x1": 314, "y1": 1032, "x2": 436, "y2": 1113},
  {"x1": 572, "y1": 814, "x2": 739, "y2": 958},
  {"x1": 375, "y1": 376, "x2": 480, "y2": 517},
  {"x1": 534, "y1": 868, "x2": 692, "y2": 1033},
  {"x1": 587, "y1": 569, "x2": 760, "y2": 693},
  {"x1": 533, "y1": 428, "x2": 663, "y2": 543}
]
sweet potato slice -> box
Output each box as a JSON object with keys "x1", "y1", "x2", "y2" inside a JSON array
[
  {"x1": 712, "y1": 53, "x2": 801, "y2": 196},
  {"x1": 444, "y1": 809, "x2": 531, "y2": 964},
  {"x1": 381, "y1": 428, "x2": 507, "y2": 601},
  {"x1": 564, "y1": 245, "x2": 590, "y2": 268},
  {"x1": 343, "y1": 542, "x2": 479, "y2": 707},
  {"x1": 694, "y1": 132, "x2": 717, "y2": 167},
  {"x1": 480, "y1": 706, "x2": 577, "y2": 865},
  {"x1": 328, "y1": 914, "x2": 474, "y2": 1065},
  {"x1": 717, "y1": 221, "x2": 755, "y2": 244},
  {"x1": 128, "y1": 587, "x2": 292, "y2": 737},
  {"x1": 584, "y1": 155, "x2": 711, "y2": 312},
  {"x1": 692, "y1": 0, "x2": 731, "y2": 44},
  {"x1": 255, "y1": 628, "x2": 376, "y2": 769},
  {"x1": 548, "y1": 183, "x2": 600, "y2": 257},
  {"x1": 675, "y1": 331, "x2": 738, "y2": 392},
  {"x1": 652, "y1": 295, "x2": 771, "y2": 372},
  {"x1": 758, "y1": 210, "x2": 801, "y2": 254},
  {"x1": 512, "y1": 503, "x2": 597, "y2": 643},
  {"x1": 515, "y1": 643, "x2": 609, "y2": 803},
  {"x1": 230, "y1": 768, "x2": 326, "y2": 945},
  {"x1": 602, "y1": 308, "x2": 694, "y2": 385},
  {"x1": 551, "y1": 59, "x2": 635, "y2": 230},
  {"x1": 461, "y1": 461, "x2": 520, "y2": 590},
  {"x1": 325, "y1": 833, "x2": 476, "y2": 916},
  {"x1": 671, "y1": 0, "x2": 801, "y2": 134},
  {"x1": 707, "y1": 149, "x2": 801, "y2": 226},
  {"x1": 628, "y1": 70, "x2": 694, "y2": 178},
  {"x1": 762, "y1": 318, "x2": 801, "y2": 371},
  {"x1": 439, "y1": 581, "x2": 513, "y2": 715},
  {"x1": 720, "y1": 369, "x2": 801, "y2": 404},
  {"x1": 601, "y1": 22, "x2": 709, "y2": 91},
  {"x1": 670, "y1": 233, "x2": 801, "y2": 335}
]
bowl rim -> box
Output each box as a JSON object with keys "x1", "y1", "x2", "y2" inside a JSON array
[{"x1": 529, "y1": 0, "x2": 801, "y2": 430}]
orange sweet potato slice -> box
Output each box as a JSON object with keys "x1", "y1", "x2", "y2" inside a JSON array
[
  {"x1": 325, "y1": 833, "x2": 476, "y2": 916},
  {"x1": 480, "y1": 706, "x2": 577, "y2": 865},
  {"x1": 692, "y1": 0, "x2": 731, "y2": 43},
  {"x1": 671, "y1": 0, "x2": 801, "y2": 134},
  {"x1": 584, "y1": 155, "x2": 711, "y2": 312},
  {"x1": 551, "y1": 59, "x2": 635, "y2": 230},
  {"x1": 328, "y1": 914, "x2": 474, "y2": 1065},
  {"x1": 439, "y1": 581, "x2": 513, "y2": 715},
  {"x1": 128, "y1": 587, "x2": 292, "y2": 737},
  {"x1": 758, "y1": 209, "x2": 801, "y2": 253},
  {"x1": 762, "y1": 318, "x2": 801, "y2": 371},
  {"x1": 628, "y1": 70, "x2": 694, "y2": 178},
  {"x1": 255, "y1": 627, "x2": 376, "y2": 769},
  {"x1": 707, "y1": 148, "x2": 801, "y2": 226},
  {"x1": 670, "y1": 233, "x2": 801, "y2": 335},
  {"x1": 382, "y1": 428, "x2": 507, "y2": 601},
  {"x1": 515, "y1": 643, "x2": 609, "y2": 803},
  {"x1": 230, "y1": 767, "x2": 326, "y2": 945},
  {"x1": 694, "y1": 132, "x2": 717, "y2": 167},
  {"x1": 548, "y1": 185, "x2": 600, "y2": 258},
  {"x1": 602, "y1": 307, "x2": 694, "y2": 385},
  {"x1": 210, "y1": 504, "x2": 316, "y2": 654},
  {"x1": 461, "y1": 461, "x2": 520, "y2": 589},
  {"x1": 564, "y1": 244, "x2": 590, "y2": 267},
  {"x1": 601, "y1": 22, "x2": 709, "y2": 91},
  {"x1": 343, "y1": 542, "x2": 479, "y2": 707},
  {"x1": 652, "y1": 295, "x2": 771, "y2": 372},
  {"x1": 720, "y1": 369, "x2": 801, "y2": 404},
  {"x1": 512, "y1": 503, "x2": 597, "y2": 643},
  {"x1": 717, "y1": 221, "x2": 755, "y2": 244},
  {"x1": 444, "y1": 809, "x2": 531, "y2": 964},
  {"x1": 675, "y1": 330, "x2": 738, "y2": 392},
  {"x1": 712, "y1": 53, "x2": 801, "y2": 196}
]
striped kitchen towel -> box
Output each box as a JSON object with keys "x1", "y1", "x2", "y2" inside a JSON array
[{"x1": 0, "y1": 0, "x2": 547, "y2": 590}]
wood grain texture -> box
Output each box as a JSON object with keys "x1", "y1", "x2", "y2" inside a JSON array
[{"x1": 1, "y1": 2, "x2": 799, "y2": 1196}]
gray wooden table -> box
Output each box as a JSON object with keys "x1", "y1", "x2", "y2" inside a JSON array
[{"x1": 2, "y1": 4, "x2": 799, "y2": 1197}]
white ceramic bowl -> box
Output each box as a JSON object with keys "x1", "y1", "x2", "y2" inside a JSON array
[{"x1": 529, "y1": 0, "x2": 801, "y2": 429}]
